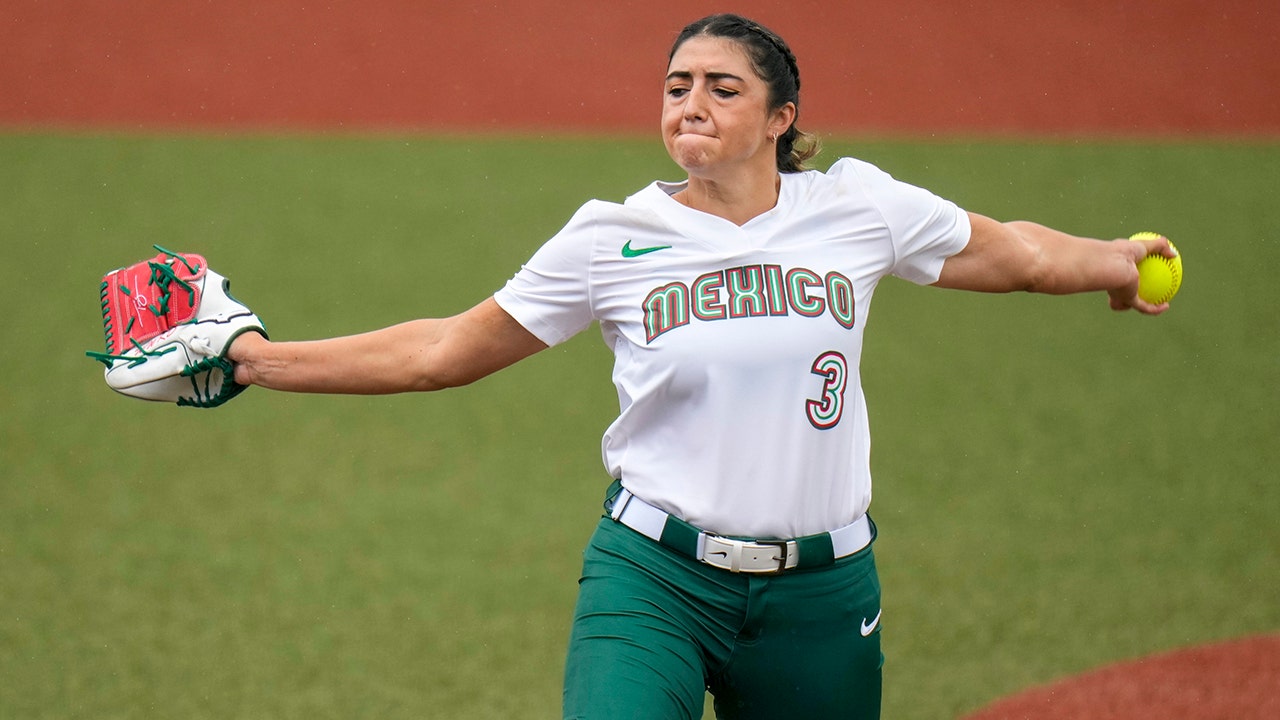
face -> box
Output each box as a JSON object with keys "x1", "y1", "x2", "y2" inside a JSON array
[{"x1": 662, "y1": 36, "x2": 795, "y2": 179}]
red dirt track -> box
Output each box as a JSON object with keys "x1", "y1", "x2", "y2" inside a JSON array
[
  {"x1": 4, "y1": 0, "x2": 1278, "y2": 136},
  {"x1": 963, "y1": 634, "x2": 1280, "y2": 720},
  {"x1": 6, "y1": 1, "x2": 1277, "y2": 716}
]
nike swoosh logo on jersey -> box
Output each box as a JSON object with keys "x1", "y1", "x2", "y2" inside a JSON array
[
  {"x1": 860, "y1": 609, "x2": 882, "y2": 637},
  {"x1": 621, "y1": 240, "x2": 672, "y2": 258}
]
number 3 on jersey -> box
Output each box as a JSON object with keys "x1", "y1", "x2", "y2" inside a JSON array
[{"x1": 806, "y1": 351, "x2": 848, "y2": 430}]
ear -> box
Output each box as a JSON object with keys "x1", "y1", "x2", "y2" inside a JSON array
[{"x1": 768, "y1": 102, "x2": 797, "y2": 139}]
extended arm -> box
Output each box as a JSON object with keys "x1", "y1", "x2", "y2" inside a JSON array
[
  {"x1": 227, "y1": 297, "x2": 548, "y2": 394},
  {"x1": 934, "y1": 213, "x2": 1177, "y2": 314}
]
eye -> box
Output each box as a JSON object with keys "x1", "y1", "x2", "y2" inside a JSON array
[
  {"x1": 713, "y1": 88, "x2": 738, "y2": 98},
  {"x1": 666, "y1": 86, "x2": 689, "y2": 98}
]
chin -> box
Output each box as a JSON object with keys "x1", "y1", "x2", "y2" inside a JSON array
[
  {"x1": 669, "y1": 136, "x2": 716, "y2": 172},
  {"x1": 675, "y1": 154, "x2": 711, "y2": 174}
]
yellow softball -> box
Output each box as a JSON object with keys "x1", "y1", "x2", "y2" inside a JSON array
[{"x1": 1129, "y1": 231, "x2": 1182, "y2": 304}]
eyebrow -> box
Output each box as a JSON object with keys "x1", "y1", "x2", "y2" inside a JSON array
[{"x1": 665, "y1": 70, "x2": 746, "y2": 83}]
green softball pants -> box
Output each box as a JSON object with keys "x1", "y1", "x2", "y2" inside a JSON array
[{"x1": 563, "y1": 517, "x2": 883, "y2": 720}]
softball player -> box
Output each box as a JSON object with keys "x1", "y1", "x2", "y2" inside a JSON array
[{"x1": 228, "y1": 13, "x2": 1175, "y2": 720}]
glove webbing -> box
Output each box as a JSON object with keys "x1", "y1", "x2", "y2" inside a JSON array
[
  {"x1": 146, "y1": 246, "x2": 200, "y2": 317},
  {"x1": 86, "y1": 245, "x2": 202, "y2": 368}
]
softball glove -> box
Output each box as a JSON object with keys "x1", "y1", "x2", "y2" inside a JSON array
[{"x1": 86, "y1": 246, "x2": 266, "y2": 408}]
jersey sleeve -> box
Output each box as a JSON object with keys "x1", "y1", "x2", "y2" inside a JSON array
[
  {"x1": 492, "y1": 202, "x2": 599, "y2": 347},
  {"x1": 839, "y1": 158, "x2": 971, "y2": 285}
]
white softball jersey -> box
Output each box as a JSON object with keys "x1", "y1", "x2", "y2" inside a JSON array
[{"x1": 494, "y1": 157, "x2": 970, "y2": 539}]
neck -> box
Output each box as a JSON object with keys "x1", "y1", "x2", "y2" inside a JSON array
[{"x1": 677, "y1": 167, "x2": 782, "y2": 226}]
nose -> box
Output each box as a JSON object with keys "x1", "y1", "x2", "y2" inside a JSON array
[{"x1": 683, "y1": 85, "x2": 709, "y2": 122}]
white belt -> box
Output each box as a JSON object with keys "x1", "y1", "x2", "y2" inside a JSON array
[{"x1": 609, "y1": 488, "x2": 873, "y2": 574}]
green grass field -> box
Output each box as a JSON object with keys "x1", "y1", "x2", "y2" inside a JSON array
[{"x1": 2, "y1": 133, "x2": 1277, "y2": 719}]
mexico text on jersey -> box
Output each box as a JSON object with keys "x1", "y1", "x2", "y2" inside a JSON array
[{"x1": 642, "y1": 263, "x2": 856, "y2": 343}]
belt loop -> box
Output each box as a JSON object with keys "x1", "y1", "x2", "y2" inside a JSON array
[
  {"x1": 794, "y1": 533, "x2": 835, "y2": 568},
  {"x1": 657, "y1": 512, "x2": 703, "y2": 558},
  {"x1": 610, "y1": 488, "x2": 633, "y2": 521},
  {"x1": 602, "y1": 478, "x2": 625, "y2": 516}
]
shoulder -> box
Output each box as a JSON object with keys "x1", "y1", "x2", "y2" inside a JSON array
[
  {"x1": 820, "y1": 157, "x2": 897, "y2": 188},
  {"x1": 773, "y1": 158, "x2": 894, "y2": 216},
  {"x1": 562, "y1": 182, "x2": 676, "y2": 228},
  {"x1": 531, "y1": 185, "x2": 675, "y2": 261},
  {"x1": 811, "y1": 156, "x2": 957, "y2": 213},
  {"x1": 782, "y1": 157, "x2": 895, "y2": 197},
  {"x1": 552, "y1": 197, "x2": 633, "y2": 241}
]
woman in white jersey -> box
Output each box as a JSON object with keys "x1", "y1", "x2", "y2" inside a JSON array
[{"x1": 228, "y1": 13, "x2": 1175, "y2": 720}]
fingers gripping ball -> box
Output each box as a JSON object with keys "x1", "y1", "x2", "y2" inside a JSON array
[
  {"x1": 86, "y1": 246, "x2": 266, "y2": 408},
  {"x1": 1129, "y1": 232, "x2": 1182, "y2": 304}
]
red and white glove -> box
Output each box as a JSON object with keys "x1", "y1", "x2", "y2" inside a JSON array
[{"x1": 87, "y1": 246, "x2": 266, "y2": 408}]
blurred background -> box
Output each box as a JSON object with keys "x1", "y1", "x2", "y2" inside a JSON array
[{"x1": 5, "y1": 0, "x2": 1278, "y2": 136}]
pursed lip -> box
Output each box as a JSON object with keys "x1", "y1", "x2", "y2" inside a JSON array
[{"x1": 674, "y1": 128, "x2": 716, "y2": 140}]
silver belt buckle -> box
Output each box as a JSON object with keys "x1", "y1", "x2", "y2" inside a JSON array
[{"x1": 701, "y1": 536, "x2": 797, "y2": 574}]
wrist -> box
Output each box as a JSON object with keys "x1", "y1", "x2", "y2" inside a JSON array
[{"x1": 228, "y1": 331, "x2": 269, "y2": 386}]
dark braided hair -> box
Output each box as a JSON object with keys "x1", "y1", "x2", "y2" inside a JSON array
[{"x1": 669, "y1": 14, "x2": 821, "y2": 173}]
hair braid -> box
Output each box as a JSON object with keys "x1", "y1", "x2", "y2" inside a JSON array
[{"x1": 746, "y1": 22, "x2": 801, "y2": 96}]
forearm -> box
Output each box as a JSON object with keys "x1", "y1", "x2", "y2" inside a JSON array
[
  {"x1": 1008, "y1": 221, "x2": 1140, "y2": 296},
  {"x1": 941, "y1": 214, "x2": 1138, "y2": 293},
  {"x1": 227, "y1": 297, "x2": 549, "y2": 395},
  {"x1": 230, "y1": 319, "x2": 452, "y2": 394}
]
